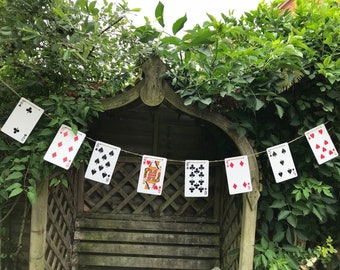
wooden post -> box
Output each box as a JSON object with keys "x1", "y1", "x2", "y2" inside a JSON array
[{"x1": 29, "y1": 179, "x2": 48, "y2": 270}]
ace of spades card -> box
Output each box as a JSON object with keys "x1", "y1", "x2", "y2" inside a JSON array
[
  {"x1": 267, "y1": 143, "x2": 298, "y2": 183},
  {"x1": 44, "y1": 124, "x2": 86, "y2": 170},
  {"x1": 137, "y1": 155, "x2": 167, "y2": 195},
  {"x1": 85, "y1": 141, "x2": 121, "y2": 184},
  {"x1": 225, "y1": 155, "x2": 252, "y2": 195},
  {"x1": 184, "y1": 160, "x2": 209, "y2": 197},
  {"x1": 305, "y1": 124, "x2": 338, "y2": 165},
  {"x1": 1, "y1": 98, "x2": 44, "y2": 143}
]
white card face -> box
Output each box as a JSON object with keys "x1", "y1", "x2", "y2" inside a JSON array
[
  {"x1": 267, "y1": 143, "x2": 298, "y2": 183},
  {"x1": 225, "y1": 155, "x2": 252, "y2": 195},
  {"x1": 185, "y1": 160, "x2": 209, "y2": 197},
  {"x1": 43, "y1": 124, "x2": 86, "y2": 170},
  {"x1": 137, "y1": 155, "x2": 167, "y2": 195},
  {"x1": 85, "y1": 141, "x2": 121, "y2": 184},
  {"x1": 1, "y1": 98, "x2": 44, "y2": 143},
  {"x1": 305, "y1": 124, "x2": 338, "y2": 165}
]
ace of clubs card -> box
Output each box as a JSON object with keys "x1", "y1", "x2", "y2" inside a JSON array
[
  {"x1": 267, "y1": 143, "x2": 297, "y2": 183},
  {"x1": 225, "y1": 155, "x2": 252, "y2": 195},
  {"x1": 43, "y1": 124, "x2": 86, "y2": 170},
  {"x1": 184, "y1": 160, "x2": 209, "y2": 197},
  {"x1": 305, "y1": 124, "x2": 338, "y2": 164},
  {"x1": 85, "y1": 141, "x2": 121, "y2": 184},
  {"x1": 1, "y1": 98, "x2": 44, "y2": 143},
  {"x1": 137, "y1": 155, "x2": 167, "y2": 195}
]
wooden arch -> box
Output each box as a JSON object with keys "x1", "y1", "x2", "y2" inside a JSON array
[{"x1": 101, "y1": 56, "x2": 261, "y2": 270}]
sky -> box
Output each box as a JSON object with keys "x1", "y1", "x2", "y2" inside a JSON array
[{"x1": 119, "y1": 0, "x2": 268, "y2": 34}]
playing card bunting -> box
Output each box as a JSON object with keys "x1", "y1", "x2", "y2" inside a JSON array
[
  {"x1": 225, "y1": 156, "x2": 252, "y2": 195},
  {"x1": 305, "y1": 124, "x2": 338, "y2": 165},
  {"x1": 137, "y1": 155, "x2": 167, "y2": 195},
  {"x1": 1, "y1": 95, "x2": 339, "y2": 196},
  {"x1": 85, "y1": 141, "x2": 121, "y2": 184},
  {"x1": 185, "y1": 160, "x2": 209, "y2": 197},
  {"x1": 44, "y1": 124, "x2": 86, "y2": 170},
  {"x1": 1, "y1": 98, "x2": 44, "y2": 143},
  {"x1": 266, "y1": 143, "x2": 297, "y2": 183}
]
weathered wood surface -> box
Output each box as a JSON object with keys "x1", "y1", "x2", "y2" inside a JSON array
[
  {"x1": 74, "y1": 218, "x2": 220, "y2": 270},
  {"x1": 94, "y1": 56, "x2": 260, "y2": 270},
  {"x1": 29, "y1": 179, "x2": 48, "y2": 270}
]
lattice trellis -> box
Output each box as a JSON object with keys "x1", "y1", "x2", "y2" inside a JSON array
[
  {"x1": 83, "y1": 159, "x2": 219, "y2": 219},
  {"x1": 220, "y1": 193, "x2": 243, "y2": 270},
  {"x1": 44, "y1": 173, "x2": 75, "y2": 270}
]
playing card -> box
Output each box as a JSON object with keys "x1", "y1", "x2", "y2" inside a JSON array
[
  {"x1": 43, "y1": 124, "x2": 86, "y2": 169},
  {"x1": 305, "y1": 124, "x2": 338, "y2": 164},
  {"x1": 225, "y1": 155, "x2": 252, "y2": 195},
  {"x1": 184, "y1": 160, "x2": 209, "y2": 197},
  {"x1": 267, "y1": 143, "x2": 298, "y2": 183},
  {"x1": 137, "y1": 155, "x2": 167, "y2": 195},
  {"x1": 1, "y1": 97, "x2": 44, "y2": 143},
  {"x1": 85, "y1": 141, "x2": 121, "y2": 184}
]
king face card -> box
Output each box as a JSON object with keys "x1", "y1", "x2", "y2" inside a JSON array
[
  {"x1": 137, "y1": 155, "x2": 167, "y2": 195},
  {"x1": 225, "y1": 155, "x2": 252, "y2": 195},
  {"x1": 1, "y1": 98, "x2": 44, "y2": 143},
  {"x1": 267, "y1": 143, "x2": 298, "y2": 183},
  {"x1": 85, "y1": 141, "x2": 121, "y2": 184},
  {"x1": 305, "y1": 124, "x2": 338, "y2": 164},
  {"x1": 184, "y1": 160, "x2": 209, "y2": 197},
  {"x1": 43, "y1": 124, "x2": 86, "y2": 170}
]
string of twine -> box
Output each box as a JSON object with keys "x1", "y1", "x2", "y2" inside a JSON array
[{"x1": 1, "y1": 79, "x2": 337, "y2": 164}]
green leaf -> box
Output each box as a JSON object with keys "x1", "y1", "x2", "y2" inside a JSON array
[
  {"x1": 270, "y1": 200, "x2": 286, "y2": 208},
  {"x1": 27, "y1": 190, "x2": 37, "y2": 204},
  {"x1": 155, "y1": 1, "x2": 165, "y2": 27},
  {"x1": 255, "y1": 98, "x2": 265, "y2": 110},
  {"x1": 286, "y1": 215, "x2": 297, "y2": 228},
  {"x1": 9, "y1": 187, "x2": 24, "y2": 198},
  {"x1": 6, "y1": 182, "x2": 22, "y2": 191},
  {"x1": 273, "y1": 230, "x2": 285, "y2": 242},
  {"x1": 274, "y1": 103, "x2": 284, "y2": 118},
  {"x1": 172, "y1": 14, "x2": 187, "y2": 35},
  {"x1": 6, "y1": 172, "x2": 24, "y2": 181},
  {"x1": 278, "y1": 210, "x2": 291, "y2": 220}
]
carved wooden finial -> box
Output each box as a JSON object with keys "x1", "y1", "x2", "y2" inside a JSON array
[{"x1": 140, "y1": 56, "x2": 167, "y2": 106}]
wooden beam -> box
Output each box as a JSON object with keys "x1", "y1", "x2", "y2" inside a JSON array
[{"x1": 29, "y1": 179, "x2": 48, "y2": 270}]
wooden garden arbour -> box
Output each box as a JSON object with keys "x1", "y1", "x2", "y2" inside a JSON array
[{"x1": 28, "y1": 56, "x2": 260, "y2": 270}]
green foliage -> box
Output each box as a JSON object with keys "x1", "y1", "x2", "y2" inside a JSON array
[
  {"x1": 0, "y1": 0, "x2": 151, "y2": 211},
  {"x1": 152, "y1": 0, "x2": 340, "y2": 268}
]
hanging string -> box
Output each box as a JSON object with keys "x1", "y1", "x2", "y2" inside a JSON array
[
  {"x1": 1, "y1": 83, "x2": 337, "y2": 164},
  {"x1": 0, "y1": 79, "x2": 22, "y2": 99}
]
